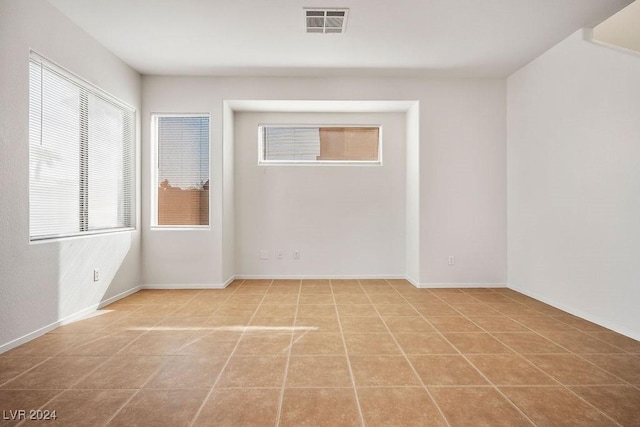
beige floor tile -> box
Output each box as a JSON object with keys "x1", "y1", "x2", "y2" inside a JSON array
[
  {"x1": 59, "y1": 332, "x2": 142, "y2": 356},
  {"x1": 0, "y1": 357, "x2": 48, "y2": 385},
  {"x1": 467, "y1": 354, "x2": 556, "y2": 385},
  {"x1": 298, "y1": 294, "x2": 334, "y2": 304},
  {"x1": 501, "y1": 386, "x2": 617, "y2": 426},
  {"x1": 544, "y1": 332, "x2": 625, "y2": 354},
  {"x1": 444, "y1": 333, "x2": 513, "y2": 354},
  {"x1": 261, "y1": 294, "x2": 299, "y2": 305},
  {"x1": 524, "y1": 354, "x2": 625, "y2": 385},
  {"x1": 2, "y1": 356, "x2": 107, "y2": 389},
  {"x1": 429, "y1": 387, "x2": 533, "y2": 427},
  {"x1": 340, "y1": 317, "x2": 388, "y2": 334},
  {"x1": 409, "y1": 355, "x2": 488, "y2": 385},
  {"x1": 336, "y1": 304, "x2": 378, "y2": 317},
  {"x1": 280, "y1": 388, "x2": 361, "y2": 427},
  {"x1": 175, "y1": 331, "x2": 241, "y2": 357},
  {"x1": 344, "y1": 333, "x2": 401, "y2": 355},
  {"x1": 1, "y1": 334, "x2": 91, "y2": 357},
  {"x1": 513, "y1": 316, "x2": 580, "y2": 333},
  {"x1": 235, "y1": 332, "x2": 292, "y2": 355},
  {"x1": 290, "y1": 332, "x2": 345, "y2": 355},
  {"x1": 466, "y1": 316, "x2": 529, "y2": 333},
  {"x1": 145, "y1": 355, "x2": 227, "y2": 388},
  {"x1": 349, "y1": 355, "x2": 420, "y2": 386},
  {"x1": 333, "y1": 294, "x2": 370, "y2": 304},
  {"x1": 368, "y1": 293, "x2": 408, "y2": 304},
  {"x1": 375, "y1": 304, "x2": 419, "y2": 317},
  {"x1": 74, "y1": 355, "x2": 166, "y2": 389},
  {"x1": 296, "y1": 304, "x2": 337, "y2": 318},
  {"x1": 429, "y1": 317, "x2": 483, "y2": 333},
  {"x1": 570, "y1": 385, "x2": 640, "y2": 426},
  {"x1": 581, "y1": 354, "x2": 640, "y2": 384},
  {"x1": 117, "y1": 331, "x2": 195, "y2": 356},
  {"x1": 193, "y1": 388, "x2": 280, "y2": 427},
  {"x1": 296, "y1": 316, "x2": 341, "y2": 333},
  {"x1": 491, "y1": 333, "x2": 568, "y2": 354},
  {"x1": 108, "y1": 389, "x2": 208, "y2": 427},
  {"x1": 254, "y1": 304, "x2": 297, "y2": 318},
  {"x1": 384, "y1": 316, "x2": 435, "y2": 333},
  {"x1": 217, "y1": 356, "x2": 287, "y2": 388},
  {"x1": 412, "y1": 304, "x2": 460, "y2": 317},
  {"x1": 453, "y1": 304, "x2": 501, "y2": 317},
  {"x1": 25, "y1": 389, "x2": 134, "y2": 427},
  {"x1": 358, "y1": 387, "x2": 446, "y2": 427},
  {"x1": 287, "y1": 355, "x2": 352, "y2": 387},
  {"x1": 394, "y1": 333, "x2": 457, "y2": 355},
  {"x1": 590, "y1": 331, "x2": 640, "y2": 353}
]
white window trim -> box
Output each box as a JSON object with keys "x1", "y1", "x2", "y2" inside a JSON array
[
  {"x1": 150, "y1": 113, "x2": 211, "y2": 230},
  {"x1": 258, "y1": 124, "x2": 383, "y2": 166},
  {"x1": 28, "y1": 51, "x2": 136, "y2": 243}
]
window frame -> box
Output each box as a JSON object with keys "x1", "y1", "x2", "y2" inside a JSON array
[
  {"x1": 28, "y1": 51, "x2": 136, "y2": 243},
  {"x1": 257, "y1": 124, "x2": 383, "y2": 166},
  {"x1": 150, "y1": 113, "x2": 211, "y2": 230}
]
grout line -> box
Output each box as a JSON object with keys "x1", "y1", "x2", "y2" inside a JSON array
[
  {"x1": 275, "y1": 279, "x2": 302, "y2": 427},
  {"x1": 360, "y1": 280, "x2": 452, "y2": 427},
  {"x1": 331, "y1": 279, "x2": 366, "y2": 427},
  {"x1": 384, "y1": 281, "x2": 538, "y2": 427},
  {"x1": 420, "y1": 286, "x2": 625, "y2": 427},
  {"x1": 187, "y1": 279, "x2": 282, "y2": 426}
]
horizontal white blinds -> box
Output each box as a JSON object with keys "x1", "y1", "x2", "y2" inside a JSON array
[
  {"x1": 156, "y1": 116, "x2": 209, "y2": 226},
  {"x1": 29, "y1": 55, "x2": 135, "y2": 241},
  {"x1": 264, "y1": 127, "x2": 321, "y2": 161},
  {"x1": 260, "y1": 126, "x2": 380, "y2": 162}
]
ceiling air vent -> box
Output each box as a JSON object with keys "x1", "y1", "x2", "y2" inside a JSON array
[{"x1": 305, "y1": 9, "x2": 348, "y2": 34}]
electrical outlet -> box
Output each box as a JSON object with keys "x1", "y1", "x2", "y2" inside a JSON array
[
  {"x1": 277, "y1": 250, "x2": 283, "y2": 260},
  {"x1": 293, "y1": 251, "x2": 300, "y2": 260},
  {"x1": 260, "y1": 250, "x2": 269, "y2": 260},
  {"x1": 448, "y1": 256, "x2": 455, "y2": 265},
  {"x1": 93, "y1": 269, "x2": 100, "y2": 282}
]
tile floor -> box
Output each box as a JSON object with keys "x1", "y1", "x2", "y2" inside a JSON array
[{"x1": 1, "y1": 279, "x2": 640, "y2": 426}]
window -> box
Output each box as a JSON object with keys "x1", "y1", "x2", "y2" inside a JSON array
[
  {"x1": 152, "y1": 114, "x2": 210, "y2": 227},
  {"x1": 259, "y1": 125, "x2": 381, "y2": 164},
  {"x1": 29, "y1": 53, "x2": 135, "y2": 241}
]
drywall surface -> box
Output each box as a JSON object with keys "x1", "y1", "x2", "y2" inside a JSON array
[
  {"x1": 0, "y1": 0, "x2": 141, "y2": 351},
  {"x1": 507, "y1": 30, "x2": 640, "y2": 338},
  {"x1": 594, "y1": 0, "x2": 640, "y2": 53},
  {"x1": 406, "y1": 103, "x2": 420, "y2": 284},
  {"x1": 142, "y1": 76, "x2": 506, "y2": 285},
  {"x1": 235, "y1": 112, "x2": 405, "y2": 277},
  {"x1": 419, "y1": 81, "x2": 507, "y2": 286}
]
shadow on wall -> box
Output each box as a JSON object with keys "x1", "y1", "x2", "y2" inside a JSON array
[{"x1": 56, "y1": 232, "x2": 133, "y2": 320}]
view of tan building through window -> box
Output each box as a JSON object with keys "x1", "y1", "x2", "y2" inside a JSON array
[
  {"x1": 317, "y1": 127, "x2": 379, "y2": 161},
  {"x1": 154, "y1": 115, "x2": 210, "y2": 226}
]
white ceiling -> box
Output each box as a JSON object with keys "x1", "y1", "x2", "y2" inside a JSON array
[{"x1": 47, "y1": 0, "x2": 632, "y2": 77}]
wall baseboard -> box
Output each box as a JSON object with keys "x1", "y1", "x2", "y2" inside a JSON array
[
  {"x1": 0, "y1": 285, "x2": 141, "y2": 354},
  {"x1": 235, "y1": 274, "x2": 406, "y2": 280},
  {"x1": 97, "y1": 286, "x2": 142, "y2": 309},
  {"x1": 141, "y1": 276, "x2": 235, "y2": 290},
  {"x1": 508, "y1": 284, "x2": 640, "y2": 341},
  {"x1": 417, "y1": 282, "x2": 507, "y2": 289}
]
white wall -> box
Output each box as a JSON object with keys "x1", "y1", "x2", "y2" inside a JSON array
[
  {"x1": 405, "y1": 103, "x2": 420, "y2": 284},
  {"x1": 141, "y1": 76, "x2": 506, "y2": 286},
  {"x1": 0, "y1": 0, "x2": 142, "y2": 351},
  {"x1": 507, "y1": 30, "x2": 640, "y2": 339},
  {"x1": 234, "y1": 112, "x2": 405, "y2": 278},
  {"x1": 419, "y1": 82, "x2": 507, "y2": 286}
]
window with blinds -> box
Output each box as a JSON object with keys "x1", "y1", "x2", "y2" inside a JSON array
[
  {"x1": 259, "y1": 125, "x2": 381, "y2": 164},
  {"x1": 29, "y1": 53, "x2": 135, "y2": 241},
  {"x1": 152, "y1": 115, "x2": 210, "y2": 227}
]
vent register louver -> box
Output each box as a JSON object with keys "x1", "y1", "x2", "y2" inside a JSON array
[{"x1": 305, "y1": 9, "x2": 348, "y2": 33}]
